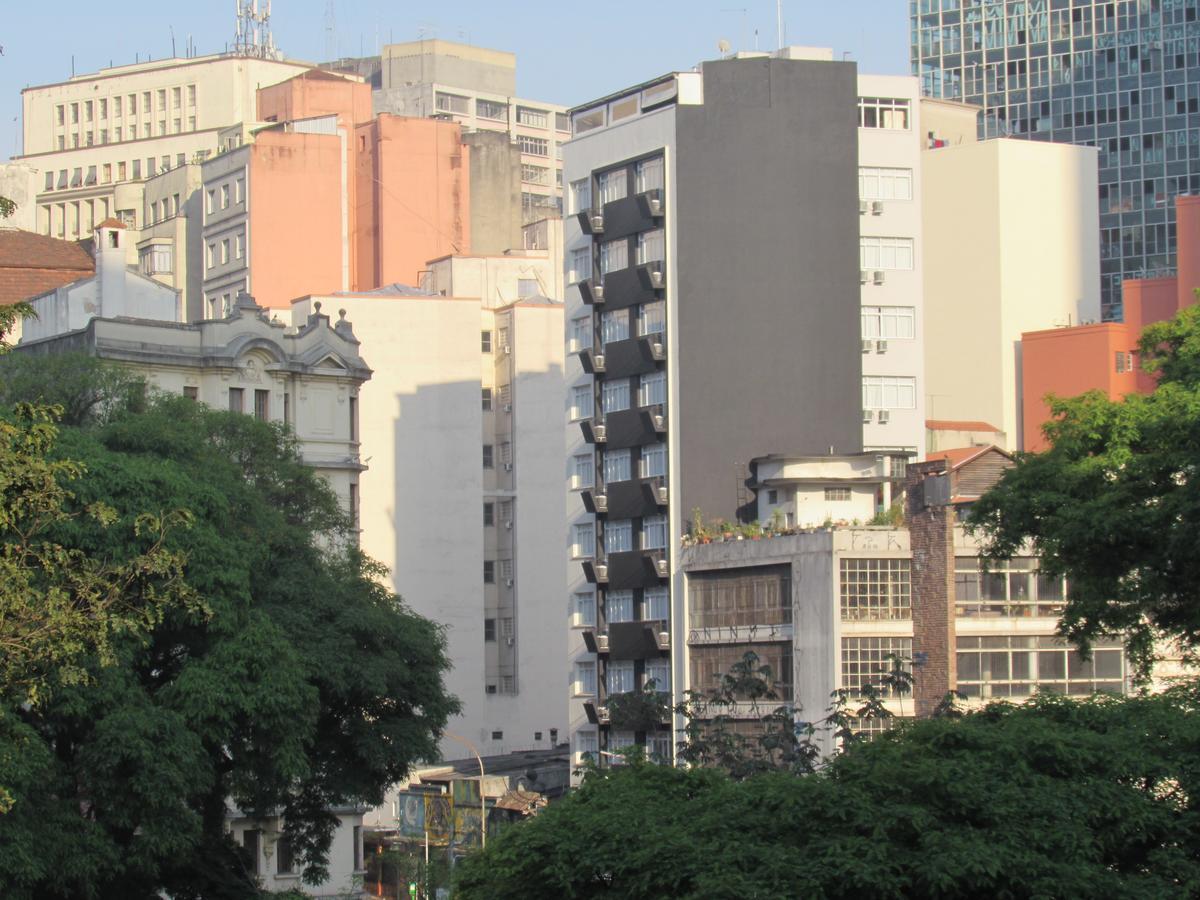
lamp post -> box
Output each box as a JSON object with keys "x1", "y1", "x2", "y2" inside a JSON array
[{"x1": 442, "y1": 731, "x2": 487, "y2": 849}]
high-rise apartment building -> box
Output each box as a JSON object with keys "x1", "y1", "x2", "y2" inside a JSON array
[
  {"x1": 912, "y1": 1, "x2": 1200, "y2": 319},
  {"x1": 18, "y1": 54, "x2": 313, "y2": 245},
  {"x1": 563, "y1": 52, "x2": 871, "y2": 771}
]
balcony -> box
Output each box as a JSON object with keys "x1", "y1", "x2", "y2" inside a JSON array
[
  {"x1": 595, "y1": 335, "x2": 664, "y2": 379},
  {"x1": 579, "y1": 348, "x2": 606, "y2": 375},
  {"x1": 582, "y1": 630, "x2": 610, "y2": 654},
  {"x1": 595, "y1": 266, "x2": 660, "y2": 311},
  {"x1": 597, "y1": 193, "x2": 663, "y2": 242},
  {"x1": 607, "y1": 619, "x2": 669, "y2": 660},
  {"x1": 596, "y1": 408, "x2": 664, "y2": 451},
  {"x1": 577, "y1": 208, "x2": 605, "y2": 236},
  {"x1": 579, "y1": 277, "x2": 605, "y2": 306}
]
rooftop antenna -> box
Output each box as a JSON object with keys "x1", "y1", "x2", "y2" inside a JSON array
[
  {"x1": 777, "y1": 0, "x2": 784, "y2": 51},
  {"x1": 324, "y1": 0, "x2": 336, "y2": 60},
  {"x1": 234, "y1": 0, "x2": 280, "y2": 60},
  {"x1": 720, "y1": 8, "x2": 748, "y2": 52}
]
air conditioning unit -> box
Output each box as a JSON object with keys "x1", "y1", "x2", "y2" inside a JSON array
[
  {"x1": 592, "y1": 281, "x2": 606, "y2": 302},
  {"x1": 862, "y1": 409, "x2": 874, "y2": 424},
  {"x1": 593, "y1": 353, "x2": 606, "y2": 371},
  {"x1": 593, "y1": 423, "x2": 607, "y2": 442},
  {"x1": 504, "y1": 521, "x2": 513, "y2": 530},
  {"x1": 648, "y1": 269, "x2": 666, "y2": 290},
  {"x1": 652, "y1": 413, "x2": 666, "y2": 430},
  {"x1": 596, "y1": 634, "x2": 610, "y2": 652},
  {"x1": 506, "y1": 637, "x2": 515, "y2": 646},
  {"x1": 588, "y1": 211, "x2": 605, "y2": 232},
  {"x1": 858, "y1": 200, "x2": 868, "y2": 215},
  {"x1": 503, "y1": 403, "x2": 513, "y2": 413},
  {"x1": 875, "y1": 339, "x2": 889, "y2": 353},
  {"x1": 655, "y1": 484, "x2": 668, "y2": 504},
  {"x1": 505, "y1": 578, "x2": 514, "y2": 588},
  {"x1": 861, "y1": 339, "x2": 873, "y2": 353},
  {"x1": 860, "y1": 269, "x2": 869, "y2": 285},
  {"x1": 877, "y1": 410, "x2": 891, "y2": 425},
  {"x1": 650, "y1": 341, "x2": 665, "y2": 360},
  {"x1": 594, "y1": 493, "x2": 608, "y2": 513},
  {"x1": 872, "y1": 270, "x2": 886, "y2": 285},
  {"x1": 503, "y1": 462, "x2": 513, "y2": 472},
  {"x1": 655, "y1": 557, "x2": 669, "y2": 577},
  {"x1": 871, "y1": 200, "x2": 884, "y2": 216},
  {"x1": 502, "y1": 345, "x2": 512, "y2": 356}
]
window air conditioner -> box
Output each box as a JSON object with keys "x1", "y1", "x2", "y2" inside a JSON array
[
  {"x1": 504, "y1": 403, "x2": 513, "y2": 413},
  {"x1": 875, "y1": 339, "x2": 889, "y2": 353},
  {"x1": 859, "y1": 200, "x2": 869, "y2": 215},
  {"x1": 505, "y1": 578, "x2": 514, "y2": 588},
  {"x1": 872, "y1": 270, "x2": 886, "y2": 285},
  {"x1": 878, "y1": 410, "x2": 891, "y2": 425},
  {"x1": 506, "y1": 637, "x2": 515, "y2": 646},
  {"x1": 648, "y1": 268, "x2": 666, "y2": 290},
  {"x1": 871, "y1": 200, "x2": 884, "y2": 215},
  {"x1": 593, "y1": 423, "x2": 607, "y2": 442},
  {"x1": 860, "y1": 269, "x2": 869, "y2": 284},
  {"x1": 503, "y1": 463, "x2": 514, "y2": 472},
  {"x1": 505, "y1": 521, "x2": 514, "y2": 530},
  {"x1": 862, "y1": 409, "x2": 874, "y2": 424},
  {"x1": 502, "y1": 345, "x2": 512, "y2": 355},
  {"x1": 861, "y1": 339, "x2": 873, "y2": 353},
  {"x1": 594, "y1": 353, "x2": 606, "y2": 370}
]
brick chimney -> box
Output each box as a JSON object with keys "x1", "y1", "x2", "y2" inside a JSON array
[{"x1": 905, "y1": 459, "x2": 955, "y2": 717}]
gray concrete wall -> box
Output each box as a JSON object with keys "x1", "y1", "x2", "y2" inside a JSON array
[
  {"x1": 465, "y1": 132, "x2": 523, "y2": 256},
  {"x1": 674, "y1": 57, "x2": 864, "y2": 523}
]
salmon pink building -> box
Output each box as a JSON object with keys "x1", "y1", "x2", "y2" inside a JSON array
[
  {"x1": 200, "y1": 70, "x2": 470, "y2": 313},
  {"x1": 1022, "y1": 194, "x2": 1200, "y2": 451}
]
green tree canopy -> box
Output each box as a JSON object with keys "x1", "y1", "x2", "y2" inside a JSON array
[
  {"x1": 456, "y1": 689, "x2": 1200, "y2": 899},
  {"x1": 0, "y1": 386, "x2": 457, "y2": 897},
  {"x1": 972, "y1": 304, "x2": 1200, "y2": 672}
]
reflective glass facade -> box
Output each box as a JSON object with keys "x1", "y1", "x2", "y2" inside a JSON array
[{"x1": 911, "y1": 0, "x2": 1200, "y2": 319}]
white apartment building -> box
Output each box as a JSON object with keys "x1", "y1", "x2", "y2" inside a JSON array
[
  {"x1": 372, "y1": 40, "x2": 567, "y2": 223},
  {"x1": 858, "y1": 75, "x2": 927, "y2": 461},
  {"x1": 138, "y1": 162, "x2": 205, "y2": 321},
  {"x1": 294, "y1": 241, "x2": 565, "y2": 761},
  {"x1": 18, "y1": 54, "x2": 310, "y2": 248}
]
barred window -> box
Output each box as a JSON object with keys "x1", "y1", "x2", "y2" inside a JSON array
[
  {"x1": 688, "y1": 569, "x2": 792, "y2": 630},
  {"x1": 841, "y1": 636, "x2": 911, "y2": 695},
  {"x1": 840, "y1": 559, "x2": 911, "y2": 621}
]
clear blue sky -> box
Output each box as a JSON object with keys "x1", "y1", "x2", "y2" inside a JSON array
[{"x1": 0, "y1": 0, "x2": 910, "y2": 161}]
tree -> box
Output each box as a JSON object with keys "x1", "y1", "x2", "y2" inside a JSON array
[
  {"x1": 0, "y1": 389, "x2": 457, "y2": 897},
  {"x1": 971, "y1": 304, "x2": 1200, "y2": 673},
  {"x1": 456, "y1": 688, "x2": 1200, "y2": 899}
]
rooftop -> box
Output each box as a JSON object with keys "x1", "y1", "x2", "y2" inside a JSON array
[{"x1": 0, "y1": 229, "x2": 93, "y2": 271}]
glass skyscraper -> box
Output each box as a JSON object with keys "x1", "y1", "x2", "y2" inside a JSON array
[{"x1": 912, "y1": 1, "x2": 1200, "y2": 320}]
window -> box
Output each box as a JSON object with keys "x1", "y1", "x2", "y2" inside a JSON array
[
  {"x1": 221, "y1": 184, "x2": 230, "y2": 208},
  {"x1": 841, "y1": 636, "x2": 912, "y2": 694},
  {"x1": 477, "y1": 98, "x2": 507, "y2": 120},
  {"x1": 644, "y1": 658, "x2": 670, "y2": 692},
  {"x1": 858, "y1": 97, "x2": 911, "y2": 129},
  {"x1": 606, "y1": 589, "x2": 634, "y2": 621},
  {"x1": 435, "y1": 92, "x2": 469, "y2": 114},
  {"x1": 601, "y1": 379, "x2": 630, "y2": 414},
  {"x1": 574, "y1": 662, "x2": 597, "y2": 696},
  {"x1": 556, "y1": 112, "x2": 570, "y2": 132},
  {"x1": 221, "y1": 239, "x2": 230, "y2": 265},
  {"x1": 597, "y1": 169, "x2": 628, "y2": 204},
  {"x1": 637, "y1": 229, "x2": 665, "y2": 265},
  {"x1": 604, "y1": 448, "x2": 631, "y2": 484},
  {"x1": 644, "y1": 586, "x2": 669, "y2": 621},
  {"x1": 56, "y1": 105, "x2": 64, "y2": 126},
  {"x1": 607, "y1": 660, "x2": 635, "y2": 695},
  {"x1": 767, "y1": 489, "x2": 779, "y2": 505},
  {"x1": 599, "y1": 239, "x2": 628, "y2": 275},
  {"x1": 156, "y1": 89, "x2": 166, "y2": 111},
  {"x1": 600, "y1": 310, "x2": 629, "y2": 345},
  {"x1": 570, "y1": 247, "x2": 593, "y2": 283},
  {"x1": 570, "y1": 178, "x2": 592, "y2": 213},
  {"x1": 483, "y1": 561, "x2": 495, "y2": 583},
  {"x1": 484, "y1": 502, "x2": 495, "y2": 527},
  {"x1": 521, "y1": 164, "x2": 550, "y2": 186},
  {"x1": 501, "y1": 675, "x2": 514, "y2": 693},
  {"x1": 187, "y1": 85, "x2": 196, "y2": 106},
  {"x1": 235, "y1": 177, "x2": 244, "y2": 203},
  {"x1": 572, "y1": 452, "x2": 594, "y2": 489},
  {"x1": 606, "y1": 521, "x2": 633, "y2": 554},
  {"x1": 636, "y1": 157, "x2": 665, "y2": 193},
  {"x1": 482, "y1": 388, "x2": 493, "y2": 410},
  {"x1": 956, "y1": 636, "x2": 1125, "y2": 699},
  {"x1": 517, "y1": 135, "x2": 549, "y2": 156},
  {"x1": 861, "y1": 306, "x2": 916, "y2": 339},
  {"x1": 483, "y1": 445, "x2": 494, "y2": 469},
  {"x1": 638, "y1": 301, "x2": 666, "y2": 336},
  {"x1": 182, "y1": 386, "x2": 199, "y2": 400},
  {"x1": 570, "y1": 384, "x2": 594, "y2": 421},
  {"x1": 840, "y1": 559, "x2": 911, "y2": 621},
  {"x1": 825, "y1": 487, "x2": 851, "y2": 502},
  {"x1": 241, "y1": 829, "x2": 261, "y2": 876},
  {"x1": 955, "y1": 557, "x2": 1066, "y2": 618},
  {"x1": 481, "y1": 330, "x2": 493, "y2": 352},
  {"x1": 206, "y1": 189, "x2": 216, "y2": 214},
  {"x1": 860, "y1": 237, "x2": 914, "y2": 271},
  {"x1": 638, "y1": 372, "x2": 666, "y2": 407},
  {"x1": 574, "y1": 591, "x2": 596, "y2": 627},
  {"x1": 573, "y1": 106, "x2": 606, "y2": 135},
  {"x1": 349, "y1": 396, "x2": 357, "y2": 441},
  {"x1": 517, "y1": 106, "x2": 549, "y2": 128},
  {"x1": 643, "y1": 514, "x2": 668, "y2": 550},
  {"x1": 228, "y1": 387, "x2": 244, "y2": 413},
  {"x1": 235, "y1": 234, "x2": 244, "y2": 260},
  {"x1": 570, "y1": 315, "x2": 591, "y2": 351},
  {"x1": 276, "y1": 835, "x2": 295, "y2": 875},
  {"x1": 1115, "y1": 351, "x2": 1136, "y2": 373},
  {"x1": 640, "y1": 443, "x2": 666, "y2": 479},
  {"x1": 484, "y1": 618, "x2": 496, "y2": 642},
  {"x1": 207, "y1": 243, "x2": 217, "y2": 270},
  {"x1": 862, "y1": 376, "x2": 917, "y2": 410},
  {"x1": 518, "y1": 278, "x2": 538, "y2": 298},
  {"x1": 572, "y1": 523, "x2": 596, "y2": 558},
  {"x1": 859, "y1": 166, "x2": 913, "y2": 201}
]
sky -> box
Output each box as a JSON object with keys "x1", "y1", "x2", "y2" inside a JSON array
[{"x1": 0, "y1": 0, "x2": 910, "y2": 161}]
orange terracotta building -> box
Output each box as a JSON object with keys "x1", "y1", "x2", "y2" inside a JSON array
[
  {"x1": 1021, "y1": 194, "x2": 1200, "y2": 451},
  {"x1": 200, "y1": 70, "x2": 470, "y2": 312}
]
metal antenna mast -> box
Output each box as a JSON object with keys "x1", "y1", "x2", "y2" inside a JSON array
[
  {"x1": 324, "y1": 0, "x2": 337, "y2": 60},
  {"x1": 234, "y1": 0, "x2": 280, "y2": 59}
]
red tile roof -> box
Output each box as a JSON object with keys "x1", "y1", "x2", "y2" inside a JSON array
[
  {"x1": 926, "y1": 445, "x2": 1015, "y2": 469},
  {"x1": 926, "y1": 419, "x2": 1003, "y2": 433},
  {"x1": 0, "y1": 229, "x2": 94, "y2": 271},
  {"x1": 95, "y1": 217, "x2": 126, "y2": 230}
]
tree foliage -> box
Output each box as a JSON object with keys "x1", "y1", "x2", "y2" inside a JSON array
[
  {"x1": 972, "y1": 304, "x2": 1200, "y2": 673},
  {"x1": 0, "y1": 378, "x2": 457, "y2": 897},
  {"x1": 457, "y1": 687, "x2": 1200, "y2": 899}
]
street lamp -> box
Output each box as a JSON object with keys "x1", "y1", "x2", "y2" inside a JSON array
[{"x1": 442, "y1": 731, "x2": 487, "y2": 849}]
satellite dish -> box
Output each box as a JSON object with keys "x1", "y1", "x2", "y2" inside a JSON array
[{"x1": 718, "y1": 38, "x2": 732, "y2": 56}]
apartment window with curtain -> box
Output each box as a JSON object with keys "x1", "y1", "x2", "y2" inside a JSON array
[
  {"x1": 601, "y1": 378, "x2": 631, "y2": 413},
  {"x1": 862, "y1": 376, "x2": 917, "y2": 409},
  {"x1": 638, "y1": 372, "x2": 667, "y2": 407},
  {"x1": 572, "y1": 523, "x2": 595, "y2": 558},
  {"x1": 599, "y1": 239, "x2": 628, "y2": 275},
  {"x1": 604, "y1": 448, "x2": 632, "y2": 484},
  {"x1": 228, "y1": 387, "x2": 244, "y2": 413},
  {"x1": 861, "y1": 306, "x2": 916, "y2": 339},
  {"x1": 644, "y1": 658, "x2": 670, "y2": 692},
  {"x1": 574, "y1": 591, "x2": 596, "y2": 627},
  {"x1": 607, "y1": 660, "x2": 635, "y2": 695},
  {"x1": 643, "y1": 514, "x2": 668, "y2": 550},
  {"x1": 570, "y1": 247, "x2": 592, "y2": 283},
  {"x1": 597, "y1": 168, "x2": 628, "y2": 204},
  {"x1": 644, "y1": 586, "x2": 669, "y2": 621},
  {"x1": 600, "y1": 310, "x2": 629, "y2": 345},
  {"x1": 574, "y1": 662, "x2": 597, "y2": 696},
  {"x1": 570, "y1": 178, "x2": 592, "y2": 213},
  {"x1": 570, "y1": 315, "x2": 591, "y2": 351},
  {"x1": 637, "y1": 229, "x2": 665, "y2": 265},
  {"x1": 636, "y1": 157, "x2": 665, "y2": 193},
  {"x1": 477, "y1": 98, "x2": 507, "y2": 120},
  {"x1": 640, "y1": 443, "x2": 667, "y2": 479},
  {"x1": 606, "y1": 520, "x2": 633, "y2": 554},
  {"x1": 572, "y1": 452, "x2": 595, "y2": 489},
  {"x1": 606, "y1": 589, "x2": 634, "y2": 622},
  {"x1": 570, "y1": 384, "x2": 594, "y2": 421},
  {"x1": 860, "y1": 237, "x2": 915, "y2": 271},
  {"x1": 638, "y1": 301, "x2": 666, "y2": 336},
  {"x1": 253, "y1": 390, "x2": 269, "y2": 421}
]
